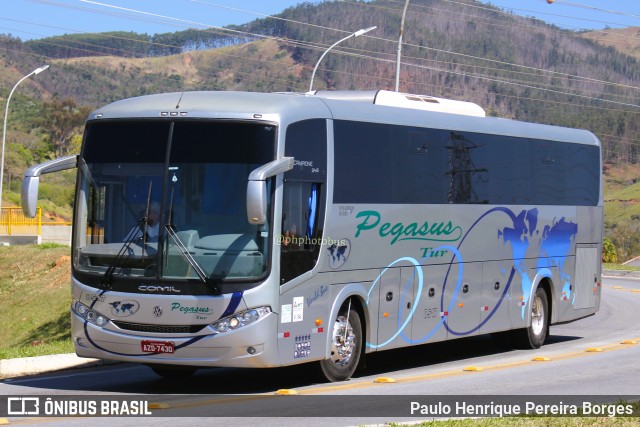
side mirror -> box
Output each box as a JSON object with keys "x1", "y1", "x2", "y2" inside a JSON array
[
  {"x1": 247, "y1": 157, "x2": 294, "y2": 225},
  {"x1": 22, "y1": 155, "x2": 77, "y2": 217}
]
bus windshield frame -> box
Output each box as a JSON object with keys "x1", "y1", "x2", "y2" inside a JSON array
[{"x1": 72, "y1": 119, "x2": 277, "y2": 295}]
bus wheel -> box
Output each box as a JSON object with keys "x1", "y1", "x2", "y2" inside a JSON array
[
  {"x1": 516, "y1": 287, "x2": 549, "y2": 349},
  {"x1": 148, "y1": 364, "x2": 197, "y2": 379},
  {"x1": 319, "y1": 307, "x2": 362, "y2": 382}
]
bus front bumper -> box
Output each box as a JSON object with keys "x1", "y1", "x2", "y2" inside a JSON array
[{"x1": 71, "y1": 310, "x2": 281, "y2": 368}]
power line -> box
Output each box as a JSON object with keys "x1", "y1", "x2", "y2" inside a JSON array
[
  {"x1": 2, "y1": 0, "x2": 640, "y2": 114},
  {"x1": 553, "y1": 0, "x2": 640, "y2": 21},
  {"x1": 11, "y1": 0, "x2": 640, "y2": 100},
  {"x1": 333, "y1": 0, "x2": 640, "y2": 94}
]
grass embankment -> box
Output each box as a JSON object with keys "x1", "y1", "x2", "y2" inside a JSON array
[
  {"x1": 603, "y1": 263, "x2": 640, "y2": 272},
  {"x1": 405, "y1": 413, "x2": 640, "y2": 427},
  {"x1": 604, "y1": 163, "x2": 640, "y2": 233},
  {"x1": 0, "y1": 244, "x2": 73, "y2": 358}
]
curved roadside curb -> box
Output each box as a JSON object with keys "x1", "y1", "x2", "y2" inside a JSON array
[
  {"x1": 0, "y1": 353, "x2": 114, "y2": 379},
  {"x1": 603, "y1": 269, "x2": 640, "y2": 279}
]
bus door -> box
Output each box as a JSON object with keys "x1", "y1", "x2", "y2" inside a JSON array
[
  {"x1": 443, "y1": 262, "x2": 482, "y2": 339},
  {"x1": 480, "y1": 261, "x2": 513, "y2": 334},
  {"x1": 410, "y1": 264, "x2": 449, "y2": 345},
  {"x1": 574, "y1": 245, "x2": 599, "y2": 310},
  {"x1": 376, "y1": 266, "x2": 415, "y2": 350}
]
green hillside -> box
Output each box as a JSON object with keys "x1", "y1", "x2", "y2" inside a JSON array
[
  {"x1": 0, "y1": 245, "x2": 73, "y2": 359},
  {"x1": 603, "y1": 164, "x2": 640, "y2": 260}
]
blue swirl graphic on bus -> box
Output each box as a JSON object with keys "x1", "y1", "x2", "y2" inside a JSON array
[
  {"x1": 404, "y1": 245, "x2": 463, "y2": 344},
  {"x1": 366, "y1": 206, "x2": 578, "y2": 349},
  {"x1": 497, "y1": 208, "x2": 535, "y2": 318},
  {"x1": 365, "y1": 256, "x2": 424, "y2": 349},
  {"x1": 537, "y1": 218, "x2": 578, "y2": 304}
]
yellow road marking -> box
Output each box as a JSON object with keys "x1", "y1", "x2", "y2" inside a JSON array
[
  {"x1": 197, "y1": 336, "x2": 640, "y2": 400},
  {"x1": 148, "y1": 402, "x2": 169, "y2": 409},
  {"x1": 604, "y1": 285, "x2": 640, "y2": 293},
  {"x1": 293, "y1": 336, "x2": 640, "y2": 395},
  {"x1": 0, "y1": 418, "x2": 77, "y2": 425},
  {"x1": 9, "y1": 336, "x2": 640, "y2": 418}
]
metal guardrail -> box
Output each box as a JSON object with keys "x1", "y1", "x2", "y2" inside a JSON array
[
  {"x1": 0, "y1": 207, "x2": 42, "y2": 236},
  {"x1": 0, "y1": 207, "x2": 73, "y2": 245},
  {"x1": 0, "y1": 207, "x2": 73, "y2": 236}
]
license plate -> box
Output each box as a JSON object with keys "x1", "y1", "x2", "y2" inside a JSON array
[{"x1": 141, "y1": 340, "x2": 175, "y2": 354}]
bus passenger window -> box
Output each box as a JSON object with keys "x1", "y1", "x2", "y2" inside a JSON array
[{"x1": 280, "y1": 181, "x2": 323, "y2": 284}]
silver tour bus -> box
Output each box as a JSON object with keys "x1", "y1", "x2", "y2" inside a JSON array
[{"x1": 22, "y1": 90, "x2": 603, "y2": 381}]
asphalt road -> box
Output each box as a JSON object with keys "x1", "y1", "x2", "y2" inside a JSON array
[{"x1": 1, "y1": 276, "x2": 639, "y2": 426}]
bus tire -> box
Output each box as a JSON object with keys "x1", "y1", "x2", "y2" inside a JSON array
[
  {"x1": 148, "y1": 364, "x2": 197, "y2": 379},
  {"x1": 515, "y1": 286, "x2": 549, "y2": 349},
  {"x1": 319, "y1": 307, "x2": 362, "y2": 382}
]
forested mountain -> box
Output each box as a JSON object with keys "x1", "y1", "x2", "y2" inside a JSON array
[
  {"x1": 582, "y1": 27, "x2": 640, "y2": 60},
  {"x1": 2, "y1": 0, "x2": 640, "y2": 255},
  {"x1": 9, "y1": 0, "x2": 640, "y2": 165}
]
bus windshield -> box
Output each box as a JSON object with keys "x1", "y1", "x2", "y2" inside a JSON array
[{"x1": 73, "y1": 120, "x2": 276, "y2": 291}]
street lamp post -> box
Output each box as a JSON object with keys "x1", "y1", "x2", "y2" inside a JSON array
[
  {"x1": 395, "y1": 0, "x2": 410, "y2": 92},
  {"x1": 309, "y1": 26, "x2": 377, "y2": 92},
  {"x1": 0, "y1": 64, "x2": 49, "y2": 216}
]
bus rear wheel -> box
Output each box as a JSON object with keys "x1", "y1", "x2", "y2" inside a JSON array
[
  {"x1": 515, "y1": 287, "x2": 549, "y2": 349},
  {"x1": 319, "y1": 307, "x2": 362, "y2": 382}
]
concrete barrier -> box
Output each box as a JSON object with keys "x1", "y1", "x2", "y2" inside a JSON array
[
  {"x1": 41, "y1": 225, "x2": 72, "y2": 246},
  {"x1": 0, "y1": 235, "x2": 39, "y2": 245},
  {"x1": 0, "y1": 225, "x2": 71, "y2": 246}
]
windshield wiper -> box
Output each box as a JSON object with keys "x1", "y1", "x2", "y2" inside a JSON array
[
  {"x1": 99, "y1": 217, "x2": 150, "y2": 289},
  {"x1": 164, "y1": 225, "x2": 209, "y2": 285},
  {"x1": 162, "y1": 185, "x2": 215, "y2": 290},
  {"x1": 100, "y1": 182, "x2": 156, "y2": 289}
]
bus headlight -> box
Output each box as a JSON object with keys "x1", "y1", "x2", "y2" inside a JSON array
[
  {"x1": 211, "y1": 306, "x2": 271, "y2": 334},
  {"x1": 76, "y1": 303, "x2": 88, "y2": 316},
  {"x1": 215, "y1": 320, "x2": 229, "y2": 333},
  {"x1": 74, "y1": 301, "x2": 110, "y2": 328}
]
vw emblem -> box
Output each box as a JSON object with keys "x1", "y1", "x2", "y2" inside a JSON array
[{"x1": 153, "y1": 306, "x2": 163, "y2": 317}]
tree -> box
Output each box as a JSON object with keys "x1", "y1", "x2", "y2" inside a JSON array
[
  {"x1": 602, "y1": 237, "x2": 619, "y2": 263},
  {"x1": 40, "y1": 99, "x2": 91, "y2": 157},
  {"x1": 3, "y1": 143, "x2": 33, "y2": 195}
]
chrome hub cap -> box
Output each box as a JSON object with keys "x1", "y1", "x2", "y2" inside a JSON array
[
  {"x1": 329, "y1": 315, "x2": 355, "y2": 367},
  {"x1": 531, "y1": 295, "x2": 545, "y2": 336}
]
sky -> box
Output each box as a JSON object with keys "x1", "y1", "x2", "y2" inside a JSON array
[{"x1": 0, "y1": 0, "x2": 639, "y2": 42}]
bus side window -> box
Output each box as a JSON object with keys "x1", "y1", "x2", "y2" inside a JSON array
[
  {"x1": 281, "y1": 119, "x2": 327, "y2": 284},
  {"x1": 280, "y1": 181, "x2": 323, "y2": 284}
]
